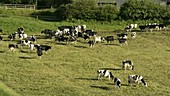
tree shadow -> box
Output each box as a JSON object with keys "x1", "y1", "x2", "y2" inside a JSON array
[
  {"x1": 19, "y1": 56, "x2": 36, "y2": 59},
  {"x1": 90, "y1": 85, "x2": 111, "y2": 90}
]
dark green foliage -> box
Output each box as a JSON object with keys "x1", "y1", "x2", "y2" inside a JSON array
[
  {"x1": 55, "y1": 0, "x2": 118, "y2": 21},
  {"x1": 118, "y1": 0, "x2": 170, "y2": 20}
]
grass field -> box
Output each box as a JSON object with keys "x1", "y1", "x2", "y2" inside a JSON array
[
  {"x1": 0, "y1": 30, "x2": 170, "y2": 96},
  {"x1": 0, "y1": 12, "x2": 170, "y2": 96}
]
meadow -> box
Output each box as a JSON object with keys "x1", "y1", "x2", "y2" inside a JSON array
[{"x1": 0, "y1": 10, "x2": 170, "y2": 96}]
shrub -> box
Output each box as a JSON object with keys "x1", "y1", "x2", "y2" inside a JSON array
[{"x1": 118, "y1": 0, "x2": 170, "y2": 20}]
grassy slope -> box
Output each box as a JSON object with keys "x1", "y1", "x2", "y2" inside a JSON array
[{"x1": 0, "y1": 15, "x2": 170, "y2": 96}]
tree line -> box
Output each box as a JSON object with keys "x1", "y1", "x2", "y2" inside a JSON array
[
  {"x1": 55, "y1": 0, "x2": 170, "y2": 21},
  {"x1": 1, "y1": 0, "x2": 170, "y2": 22}
]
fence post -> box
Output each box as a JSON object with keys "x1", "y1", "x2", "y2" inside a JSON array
[{"x1": 36, "y1": 15, "x2": 38, "y2": 20}]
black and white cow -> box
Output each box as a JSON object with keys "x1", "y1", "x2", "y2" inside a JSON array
[
  {"x1": 20, "y1": 40, "x2": 31, "y2": 48},
  {"x1": 114, "y1": 77, "x2": 121, "y2": 89},
  {"x1": 131, "y1": 32, "x2": 136, "y2": 38},
  {"x1": 128, "y1": 75, "x2": 147, "y2": 87},
  {"x1": 8, "y1": 44, "x2": 18, "y2": 51},
  {"x1": 0, "y1": 36, "x2": 3, "y2": 41},
  {"x1": 34, "y1": 44, "x2": 52, "y2": 53},
  {"x1": 8, "y1": 33, "x2": 16, "y2": 41},
  {"x1": 97, "y1": 69, "x2": 114, "y2": 80},
  {"x1": 117, "y1": 33, "x2": 128, "y2": 45},
  {"x1": 105, "y1": 36, "x2": 114, "y2": 44},
  {"x1": 122, "y1": 60, "x2": 134, "y2": 70},
  {"x1": 27, "y1": 35, "x2": 37, "y2": 43},
  {"x1": 124, "y1": 24, "x2": 137, "y2": 32}
]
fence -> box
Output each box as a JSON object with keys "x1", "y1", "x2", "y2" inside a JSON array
[{"x1": 0, "y1": 4, "x2": 36, "y2": 10}]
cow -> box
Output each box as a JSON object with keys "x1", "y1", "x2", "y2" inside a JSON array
[
  {"x1": 139, "y1": 25, "x2": 147, "y2": 32},
  {"x1": 56, "y1": 35, "x2": 76, "y2": 44},
  {"x1": 94, "y1": 36, "x2": 103, "y2": 43},
  {"x1": 34, "y1": 44, "x2": 52, "y2": 53},
  {"x1": 8, "y1": 33, "x2": 16, "y2": 41},
  {"x1": 8, "y1": 44, "x2": 18, "y2": 52},
  {"x1": 105, "y1": 36, "x2": 114, "y2": 44},
  {"x1": 125, "y1": 24, "x2": 137, "y2": 32},
  {"x1": 0, "y1": 36, "x2": 2, "y2": 45},
  {"x1": 88, "y1": 36, "x2": 95, "y2": 48},
  {"x1": 131, "y1": 32, "x2": 136, "y2": 38},
  {"x1": 0, "y1": 36, "x2": 3, "y2": 41},
  {"x1": 36, "y1": 48, "x2": 43, "y2": 59},
  {"x1": 122, "y1": 60, "x2": 134, "y2": 70},
  {"x1": 97, "y1": 69, "x2": 114, "y2": 80},
  {"x1": 27, "y1": 35, "x2": 37, "y2": 43},
  {"x1": 117, "y1": 33, "x2": 128, "y2": 45},
  {"x1": 114, "y1": 77, "x2": 121, "y2": 89},
  {"x1": 128, "y1": 75, "x2": 147, "y2": 87},
  {"x1": 20, "y1": 40, "x2": 31, "y2": 48},
  {"x1": 41, "y1": 29, "x2": 56, "y2": 38}
]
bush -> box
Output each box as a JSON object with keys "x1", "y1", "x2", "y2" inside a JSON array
[
  {"x1": 118, "y1": 0, "x2": 170, "y2": 20},
  {"x1": 55, "y1": 0, "x2": 118, "y2": 21}
]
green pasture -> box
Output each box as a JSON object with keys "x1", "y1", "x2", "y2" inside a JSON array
[
  {"x1": 0, "y1": 30, "x2": 170, "y2": 96},
  {"x1": 0, "y1": 10, "x2": 170, "y2": 96}
]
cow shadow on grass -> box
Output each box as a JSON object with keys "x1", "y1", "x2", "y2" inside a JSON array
[
  {"x1": 74, "y1": 45, "x2": 87, "y2": 48},
  {"x1": 75, "y1": 78, "x2": 98, "y2": 81},
  {"x1": 99, "y1": 68, "x2": 122, "y2": 71},
  {"x1": 166, "y1": 50, "x2": 170, "y2": 52},
  {"x1": 20, "y1": 50, "x2": 30, "y2": 53},
  {"x1": 103, "y1": 43, "x2": 119, "y2": 46},
  {"x1": 0, "y1": 51, "x2": 4, "y2": 53},
  {"x1": 106, "y1": 83, "x2": 128, "y2": 87},
  {"x1": 19, "y1": 56, "x2": 36, "y2": 59},
  {"x1": 90, "y1": 85, "x2": 111, "y2": 90}
]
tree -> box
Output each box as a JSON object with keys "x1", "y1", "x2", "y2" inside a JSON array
[{"x1": 118, "y1": 0, "x2": 170, "y2": 20}]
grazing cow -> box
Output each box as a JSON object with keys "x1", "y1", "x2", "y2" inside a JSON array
[
  {"x1": 131, "y1": 32, "x2": 136, "y2": 38},
  {"x1": 128, "y1": 75, "x2": 147, "y2": 87},
  {"x1": 17, "y1": 27, "x2": 24, "y2": 33},
  {"x1": 125, "y1": 24, "x2": 137, "y2": 32},
  {"x1": 8, "y1": 44, "x2": 18, "y2": 51},
  {"x1": 94, "y1": 36, "x2": 103, "y2": 43},
  {"x1": 20, "y1": 40, "x2": 31, "y2": 48},
  {"x1": 88, "y1": 40, "x2": 95, "y2": 48},
  {"x1": 139, "y1": 25, "x2": 147, "y2": 32},
  {"x1": 105, "y1": 36, "x2": 114, "y2": 44},
  {"x1": 81, "y1": 24, "x2": 87, "y2": 32},
  {"x1": 117, "y1": 33, "x2": 128, "y2": 45},
  {"x1": 88, "y1": 36, "x2": 95, "y2": 48},
  {"x1": 0, "y1": 36, "x2": 3, "y2": 41},
  {"x1": 8, "y1": 33, "x2": 16, "y2": 41},
  {"x1": 36, "y1": 48, "x2": 43, "y2": 59},
  {"x1": 27, "y1": 35, "x2": 37, "y2": 43},
  {"x1": 117, "y1": 33, "x2": 128, "y2": 40},
  {"x1": 114, "y1": 77, "x2": 121, "y2": 89},
  {"x1": 35, "y1": 44, "x2": 51, "y2": 53},
  {"x1": 28, "y1": 42, "x2": 35, "y2": 52},
  {"x1": 0, "y1": 36, "x2": 3, "y2": 45},
  {"x1": 97, "y1": 69, "x2": 114, "y2": 80},
  {"x1": 122, "y1": 60, "x2": 134, "y2": 70}
]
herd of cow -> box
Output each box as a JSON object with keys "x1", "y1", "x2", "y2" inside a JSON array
[
  {"x1": 97, "y1": 60, "x2": 147, "y2": 89},
  {"x1": 0, "y1": 23, "x2": 165, "y2": 90}
]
